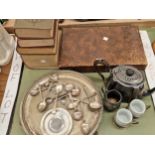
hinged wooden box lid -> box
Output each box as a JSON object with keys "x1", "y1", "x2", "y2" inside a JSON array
[{"x1": 59, "y1": 26, "x2": 147, "y2": 71}]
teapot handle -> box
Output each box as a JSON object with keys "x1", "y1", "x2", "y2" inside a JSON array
[{"x1": 93, "y1": 58, "x2": 111, "y2": 82}]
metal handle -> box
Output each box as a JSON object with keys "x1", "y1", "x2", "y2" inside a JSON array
[
  {"x1": 132, "y1": 119, "x2": 139, "y2": 125},
  {"x1": 93, "y1": 58, "x2": 110, "y2": 82}
]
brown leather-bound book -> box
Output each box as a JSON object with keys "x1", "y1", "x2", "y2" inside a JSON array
[
  {"x1": 15, "y1": 29, "x2": 55, "y2": 39},
  {"x1": 16, "y1": 47, "x2": 56, "y2": 55},
  {"x1": 16, "y1": 23, "x2": 59, "y2": 55},
  {"x1": 17, "y1": 39, "x2": 54, "y2": 48},
  {"x1": 59, "y1": 26, "x2": 147, "y2": 71},
  {"x1": 15, "y1": 19, "x2": 55, "y2": 29},
  {"x1": 19, "y1": 30, "x2": 62, "y2": 69},
  {"x1": 15, "y1": 19, "x2": 56, "y2": 39}
]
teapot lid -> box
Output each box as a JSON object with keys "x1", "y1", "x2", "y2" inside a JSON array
[{"x1": 112, "y1": 65, "x2": 144, "y2": 87}]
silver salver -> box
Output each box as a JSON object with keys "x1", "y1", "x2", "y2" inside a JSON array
[{"x1": 20, "y1": 70, "x2": 103, "y2": 135}]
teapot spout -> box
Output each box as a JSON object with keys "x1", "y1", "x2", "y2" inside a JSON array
[{"x1": 142, "y1": 87, "x2": 155, "y2": 97}]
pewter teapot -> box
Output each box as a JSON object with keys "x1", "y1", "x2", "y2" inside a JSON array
[{"x1": 94, "y1": 59, "x2": 155, "y2": 102}]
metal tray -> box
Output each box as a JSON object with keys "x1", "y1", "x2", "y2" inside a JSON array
[{"x1": 20, "y1": 70, "x2": 103, "y2": 135}]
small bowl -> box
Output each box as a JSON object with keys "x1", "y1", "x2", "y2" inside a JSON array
[
  {"x1": 129, "y1": 99, "x2": 146, "y2": 118},
  {"x1": 115, "y1": 108, "x2": 133, "y2": 127}
]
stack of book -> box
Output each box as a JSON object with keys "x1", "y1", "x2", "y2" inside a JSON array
[{"x1": 15, "y1": 19, "x2": 61, "y2": 69}]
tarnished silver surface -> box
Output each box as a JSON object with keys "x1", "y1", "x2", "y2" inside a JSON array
[
  {"x1": 40, "y1": 108, "x2": 73, "y2": 135},
  {"x1": 20, "y1": 70, "x2": 103, "y2": 135},
  {"x1": 107, "y1": 65, "x2": 145, "y2": 102},
  {"x1": 112, "y1": 65, "x2": 144, "y2": 88}
]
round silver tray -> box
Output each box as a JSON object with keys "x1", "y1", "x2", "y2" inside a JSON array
[{"x1": 20, "y1": 70, "x2": 103, "y2": 135}]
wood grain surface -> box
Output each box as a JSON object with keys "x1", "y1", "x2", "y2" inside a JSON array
[
  {"x1": 0, "y1": 61, "x2": 12, "y2": 105},
  {"x1": 59, "y1": 26, "x2": 147, "y2": 71}
]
